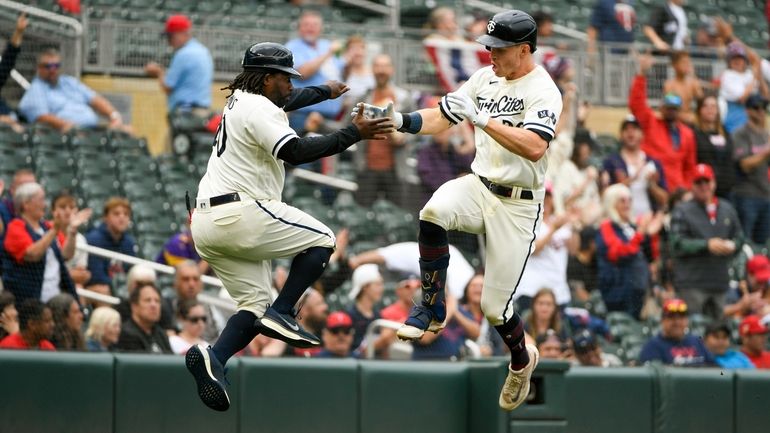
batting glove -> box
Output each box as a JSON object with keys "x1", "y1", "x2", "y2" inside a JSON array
[
  {"x1": 445, "y1": 92, "x2": 489, "y2": 128},
  {"x1": 350, "y1": 102, "x2": 403, "y2": 129}
]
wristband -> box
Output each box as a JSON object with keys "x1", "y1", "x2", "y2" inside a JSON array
[{"x1": 398, "y1": 112, "x2": 422, "y2": 134}]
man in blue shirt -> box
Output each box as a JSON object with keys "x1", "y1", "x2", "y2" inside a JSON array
[
  {"x1": 285, "y1": 10, "x2": 345, "y2": 131},
  {"x1": 587, "y1": 0, "x2": 637, "y2": 53},
  {"x1": 703, "y1": 321, "x2": 754, "y2": 369},
  {"x1": 144, "y1": 15, "x2": 213, "y2": 112},
  {"x1": 19, "y1": 48, "x2": 129, "y2": 132},
  {"x1": 85, "y1": 197, "x2": 136, "y2": 296},
  {"x1": 639, "y1": 298, "x2": 716, "y2": 366}
]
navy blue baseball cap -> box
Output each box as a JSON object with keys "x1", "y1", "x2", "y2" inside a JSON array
[{"x1": 572, "y1": 329, "x2": 598, "y2": 354}]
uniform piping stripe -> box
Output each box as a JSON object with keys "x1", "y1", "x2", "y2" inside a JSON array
[
  {"x1": 501, "y1": 202, "x2": 542, "y2": 323},
  {"x1": 523, "y1": 122, "x2": 555, "y2": 134},
  {"x1": 272, "y1": 133, "x2": 297, "y2": 156},
  {"x1": 255, "y1": 200, "x2": 332, "y2": 239},
  {"x1": 439, "y1": 97, "x2": 462, "y2": 124}
]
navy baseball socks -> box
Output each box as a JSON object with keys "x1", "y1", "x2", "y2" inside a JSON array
[
  {"x1": 495, "y1": 314, "x2": 539, "y2": 411},
  {"x1": 255, "y1": 246, "x2": 332, "y2": 348}
]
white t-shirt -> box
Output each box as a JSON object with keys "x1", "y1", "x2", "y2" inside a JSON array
[
  {"x1": 198, "y1": 89, "x2": 298, "y2": 201},
  {"x1": 668, "y1": 2, "x2": 688, "y2": 50},
  {"x1": 627, "y1": 158, "x2": 655, "y2": 218},
  {"x1": 36, "y1": 227, "x2": 61, "y2": 302},
  {"x1": 169, "y1": 335, "x2": 210, "y2": 355},
  {"x1": 439, "y1": 65, "x2": 562, "y2": 189},
  {"x1": 65, "y1": 232, "x2": 88, "y2": 269},
  {"x1": 376, "y1": 242, "x2": 475, "y2": 299},
  {"x1": 513, "y1": 221, "x2": 572, "y2": 305},
  {"x1": 719, "y1": 69, "x2": 755, "y2": 103}
]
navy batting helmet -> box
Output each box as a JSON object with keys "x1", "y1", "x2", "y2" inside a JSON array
[
  {"x1": 476, "y1": 10, "x2": 538, "y2": 53},
  {"x1": 241, "y1": 42, "x2": 301, "y2": 78}
]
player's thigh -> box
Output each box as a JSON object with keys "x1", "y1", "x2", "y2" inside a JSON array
[
  {"x1": 419, "y1": 174, "x2": 485, "y2": 234},
  {"x1": 254, "y1": 199, "x2": 336, "y2": 258},
  {"x1": 479, "y1": 198, "x2": 543, "y2": 326},
  {"x1": 191, "y1": 200, "x2": 270, "y2": 259},
  {"x1": 205, "y1": 253, "x2": 272, "y2": 317}
]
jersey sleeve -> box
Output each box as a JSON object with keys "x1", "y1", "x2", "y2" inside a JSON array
[
  {"x1": 247, "y1": 106, "x2": 299, "y2": 158},
  {"x1": 438, "y1": 69, "x2": 482, "y2": 124},
  {"x1": 522, "y1": 82, "x2": 562, "y2": 142}
]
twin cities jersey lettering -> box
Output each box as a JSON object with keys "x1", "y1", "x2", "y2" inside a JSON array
[
  {"x1": 197, "y1": 89, "x2": 298, "y2": 201},
  {"x1": 439, "y1": 65, "x2": 562, "y2": 190}
]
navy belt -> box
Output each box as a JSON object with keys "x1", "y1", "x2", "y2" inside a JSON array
[
  {"x1": 477, "y1": 175, "x2": 534, "y2": 200},
  {"x1": 209, "y1": 192, "x2": 240, "y2": 207}
]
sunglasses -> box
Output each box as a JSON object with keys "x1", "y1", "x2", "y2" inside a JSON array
[
  {"x1": 40, "y1": 62, "x2": 61, "y2": 70},
  {"x1": 329, "y1": 327, "x2": 352, "y2": 336},
  {"x1": 187, "y1": 316, "x2": 207, "y2": 324}
]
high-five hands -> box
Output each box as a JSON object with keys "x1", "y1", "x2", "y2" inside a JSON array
[
  {"x1": 350, "y1": 102, "x2": 403, "y2": 130},
  {"x1": 351, "y1": 103, "x2": 396, "y2": 140}
]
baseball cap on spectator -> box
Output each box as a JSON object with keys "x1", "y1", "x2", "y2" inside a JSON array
[
  {"x1": 693, "y1": 163, "x2": 715, "y2": 182},
  {"x1": 739, "y1": 315, "x2": 768, "y2": 336},
  {"x1": 165, "y1": 15, "x2": 192, "y2": 34},
  {"x1": 325, "y1": 311, "x2": 353, "y2": 330},
  {"x1": 348, "y1": 264, "x2": 382, "y2": 300},
  {"x1": 620, "y1": 114, "x2": 640, "y2": 130},
  {"x1": 704, "y1": 321, "x2": 731, "y2": 337},
  {"x1": 745, "y1": 94, "x2": 769, "y2": 111},
  {"x1": 747, "y1": 255, "x2": 770, "y2": 283},
  {"x1": 662, "y1": 298, "x2": 688, "y2": 317},
  {"x1": 571, "y1": 329, "x2": 598, "y2": 354},
  {"x1": 662, "y1": 93, "x2": 682, "y2": 108},
  {"x1": 726, "y1": 42, "x2": 748, "y2": 60}
]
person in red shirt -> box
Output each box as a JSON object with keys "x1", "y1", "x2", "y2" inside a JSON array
[
  {"x1": 740, "y1": 315, "x2": 770, "y2": 368},
  {"x1": 629, "y1": 54, "x2": 697, "y2": 192},
  {"x1": 0, "y1": 298, "x2": 55, "y2": 350}
]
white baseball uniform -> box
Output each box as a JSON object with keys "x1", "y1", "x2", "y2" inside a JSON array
[
  {"x1": 191, "y1": 89, "x2": 335, "y2": 317},
  {"x1": 424, "y1": 64, "x2": 562, "y2": 326}
]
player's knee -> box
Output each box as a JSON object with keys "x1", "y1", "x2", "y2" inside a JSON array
[
  {"x1": 307, "y1": 246, "x2": 333, "y2": 265},
  {"x1": 480, "y1": 296, "x2": 505, "y2": 327}
]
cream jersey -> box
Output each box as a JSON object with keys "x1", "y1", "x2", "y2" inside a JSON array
[
  {"x1": 197, "y1": 89, "x2": 298, "y2": 201},
  {"x1": 439, "y1": 64, "x2": 562, "y2": 189}
]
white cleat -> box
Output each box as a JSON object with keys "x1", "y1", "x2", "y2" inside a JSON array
[
  {"x1": 499, "y1": 344, "x2": 539, "y2": 411},
  {"x1": 395, "y1": 321, "x2": 445, "y2": 341}
]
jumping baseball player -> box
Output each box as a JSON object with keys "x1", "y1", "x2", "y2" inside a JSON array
[
  {"x1": 357, "y1": 10, "x2": 562, "y2": 410},
  {"x1": 184, "y1": 42, "x2": 393, "y2": 411}
]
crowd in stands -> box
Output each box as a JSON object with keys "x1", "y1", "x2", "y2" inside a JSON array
[{"x1": 2, "y1": 2, "x2": 770, "y2": 369}]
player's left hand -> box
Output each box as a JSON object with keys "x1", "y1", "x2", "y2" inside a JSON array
[
  {"x1": 445, "y1": 92, "x2": 489, "y2": 128},
  {"x1": 325, "y1": 80, "x2": 350, "y2": 99}
]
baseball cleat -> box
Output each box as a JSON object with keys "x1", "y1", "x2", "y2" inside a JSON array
[
  {"x1": 255, "y1": 306, "x2": 321, "y2": 348},
  {"x1": 185, "y1": 344, "x2": 230, "y2": 412},
  {"x1": 499, "y1": 344, "x2": 539, "y2": 411},
  {"x1": 396, "y1": 305, "x2": 446, "y2": 341}
]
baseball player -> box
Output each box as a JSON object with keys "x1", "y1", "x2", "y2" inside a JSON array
[
  {"x1": 184, "y1": 42, "x2": 393, "y2": 411},
  {"x1": 357, "y1": 10, "x2": 562, "y2": 410}
]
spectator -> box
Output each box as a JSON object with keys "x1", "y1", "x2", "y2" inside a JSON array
[
  {"x1": 669, "y1": 164, "x2": 743, "y2": 320},
  {"x1": 144, "y1": 15, "x2": 213, "y2": 113},
  {"x1": 416, "y1": 122, "x2": 475, "y2": 204},
  {"x1": 115, "y1": 282, "x2": 172, "y2": 354},
  {"x1": 354, "y1": 53, "x2": 414, "y2": 207},
  {"x1": 285, "y1": 10, "x2": 345, "y2": 131},
  {"x1": 739, "y1": 315, "x2": 770, "y2": 368},
  {"x1": 85, "y1": 197, "x2": 136, "y2": 294},
  {"x1": 596, "y1": 184, "x2": 663, "y2": 319},
  {"x1": 694, "y1": 95, "x2": 735, "y2": 198},
  {"x1": 84, "y1": 306, "x2": 121, "y2": 352},
  {"x1": 535, "y1": 329, "x2": 568, "y2": 360},
  {"x1": 631, "y1": 54, "x2": 697, "y2": 192},
  {"x1": 155, "y1": 224, "x2": 207, "y2": 274},
  {"x1": 515, "y1": 187, "x2": 579, "y2": 309},
  {"x1": 425, "y1": 7, "x2": 463, "y2": 41},
  {"x1": 115, "y1": 263, "x2": 158, "y2": 322},
  {"x1": 663, "y1": 51, "x2": 704, "y2": 125},
  {"x1": 315, "y1": 311, "x2": 358, "y2": 358},
  {"x1": 571, "y1": 328, "x2": 623, "y2": 367},
  {"x1": 2, "y1": 182, "x2": 77, "y2": 304},
  {"x1": 587, "y1": 0, "x2": 636, "y2": 54},
  {"x1": 412, "y1": 293, "x2": 478, "y2": 360},
  {"x1": 290, "y1": 288, "x2": 328, "y2": 357},
  {"x1": 0, "y1": 290, "x2": 19, "y2": 340},
  {"x1": 378, "y1": 276, "x2": 419, "y2": 357},
  {"x1": 0, "y1": 13, "x2": 27, "y2": 132},
  {"x1": 346, "y1": 264, "x2": 386, "y2": 352},
  {"x1": 703, "y1": 321, "x2": 754, "y2": 369},
  {"x1": 601, "y1": 115, "x2": 669, "y2": 217},
  {"x1": 50, "y1": 190, "x2": 92, "y2": 289},
  {"x1": 643, "y1": 0, "x2": 688, "y2": 53},
  {"x1": 731, "y1": 94, "x2": 770, "y2": 245},
  {"x1": 47, "y1": 293, "x2": 84, "y2": 351},
  {"x1": 164, "y1": 261, "x2": 222, "y2": 342},
  {"x1": 340, "y1": 35, "x2": 374, "y2": 107},
  {"x1": 639, "y1": 298, "x2": 715, "y2": 366},
  {"x1": 18, "y1": 48, "x2": 130, "y2": 132},
  {"x1": 348, "y1": 241, "x2": 474, "y2": 300},
  {"x1": 523, "y1": 288, "x2": 570, "y2": 341},
  {"x1": 720, "y1": 42, "x2": 769, "y2": 134},
  {"x1": 567, "y1": 226, "x2": 600, "y2": 299},
  {"x1": 169, "y1": 299, "x2": 210, "y2": 355},
  {"x1": 552, "y1": 133, "x2": 602, "y2": 225},
  {"x1": 725, "y1": 255, "x2": 770, "y2": 319},
  {"x1": 0, "y1": 298, "x2": 55, "y2": 350},
  {"x1": 0, "y1": 169, "x2": 36, "y2": 242}
]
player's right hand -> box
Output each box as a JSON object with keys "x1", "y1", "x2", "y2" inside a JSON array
[{"x1": 352, "y1": 103, "x2": 395, "y2": 140}]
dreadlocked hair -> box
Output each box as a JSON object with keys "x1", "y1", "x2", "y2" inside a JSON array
[{"x1": 222, "y1": 70, "x2": 269, "y2": 97}]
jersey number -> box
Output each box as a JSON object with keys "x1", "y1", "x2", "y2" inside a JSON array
[{"x1": 213, "y1": 115, "x2": 227, "y2": 157}]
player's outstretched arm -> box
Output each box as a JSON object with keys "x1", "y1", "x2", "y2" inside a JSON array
[{"x1": 283, "y1": 80, "x2": 350, "y2": 112}]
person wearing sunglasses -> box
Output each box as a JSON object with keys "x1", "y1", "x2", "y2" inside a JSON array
[
  {"x1": 315, "y1": 311, "x2": 358, "y2": 358},
  {"x1": 169, "y1": 299, "x2": 211, "y2": 355},
  {"x1": 639, "y1": 298, "x2": 715, "y2": 366},
  {"x1": 18, "y1": 48, "x2": 131, "y2": 133}
]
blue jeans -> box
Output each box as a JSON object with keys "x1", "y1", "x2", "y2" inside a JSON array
[{"x1": 733, "y1": 195, "x2": 770, "y2": 245}]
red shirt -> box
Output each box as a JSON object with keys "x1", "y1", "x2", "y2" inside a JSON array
[
  {"x1": 3, "y1": 219, "x2": 65, "y2": 264},
  {"x1": 380, "y1": 302, "x2": 410, "y2": 323},
  {"x1": 0, "y1": 333, "x2": 56, "y2": 350},
  {"x1": 743, "y1": 349, "x2": 770, "y2": 369}
]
